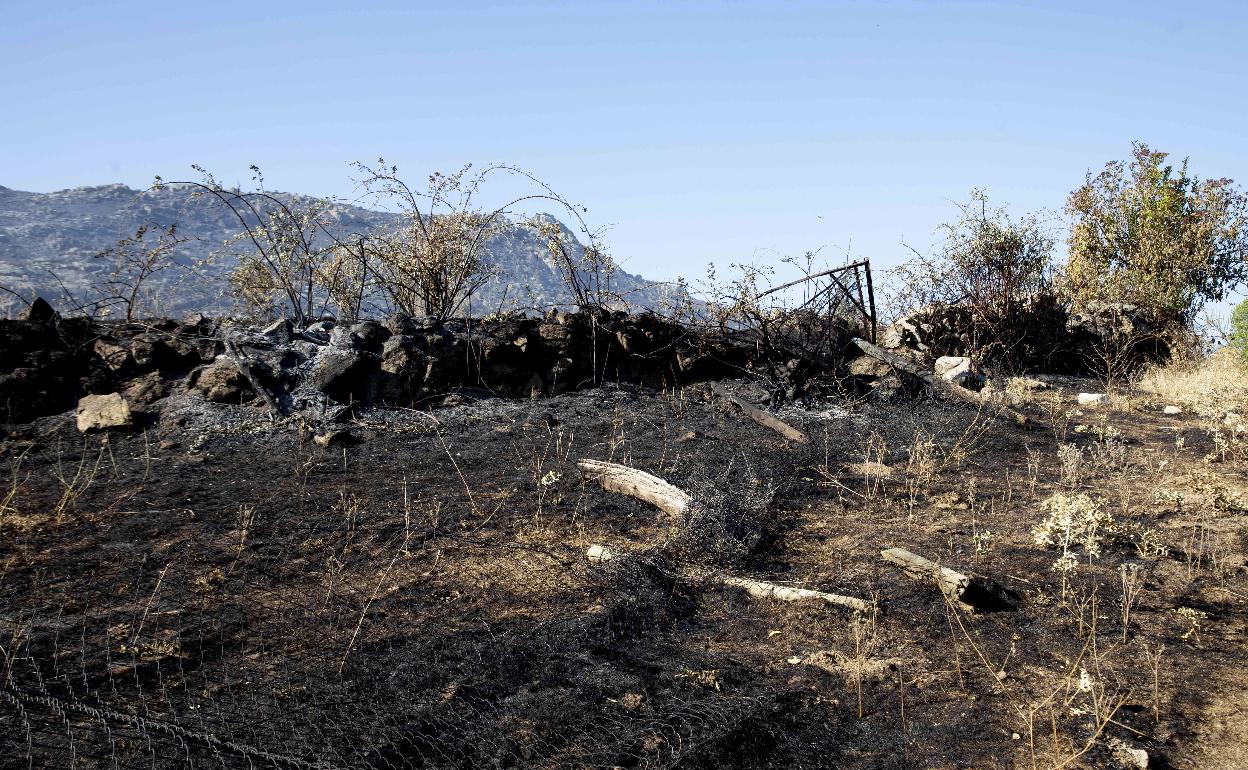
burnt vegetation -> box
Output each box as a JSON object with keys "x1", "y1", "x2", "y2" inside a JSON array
[{"x1": 3, "y1": 144, "x2": 1248, "y2": 769}]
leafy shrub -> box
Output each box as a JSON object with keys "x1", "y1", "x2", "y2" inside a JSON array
[
  {"x1": 1230, "y1": 297, "x2": 1248, "y2": 361},
  {"x1": 1063, "y1": 142, "x2": 1248, "y2": 325},
  {"x1": 891, "y1": 189, "x2": 1055, "y2": 365}
]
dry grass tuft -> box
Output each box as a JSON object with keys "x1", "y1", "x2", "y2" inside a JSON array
[{"x1": 1137, "y1": 347, "x2": 1248, "y2": 417}]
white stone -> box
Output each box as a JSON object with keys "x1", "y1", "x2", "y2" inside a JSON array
[
  {"x1": 76, "y1": 393, "x2": 132, "y2": 432},
  {"x1": 1163, "y1": 405, "x2": 1182, "y2": 415},
  {"x1": 1077, "y1": 392, "x2": 1108, "y2": 406},
  {"x1": 1108, "y1": 737, "x2": 1149, "y2": 769},
  {"x1": 934, "y1": 356, "x2": 980, "y2": 387},
  {"x1": 934, "y1": 355, "x2": 971, "y2": 377}
]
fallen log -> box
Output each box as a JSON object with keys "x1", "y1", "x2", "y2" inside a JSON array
[
  {"x1": 880, "y1": 547, "x2": 1015, "y2": 612},
  {"x1": 852, "y1": 338, "x2": 1031, "y2": 428},
  {"x1": 576, "y1": 459, "x2": 691, "y2": 516},
  {"x1": 588, "y1": 544, "x2": 872, "y2": 613},
  {"x1": 708, "y1": 383, "x2": 809, "y2": 444}
]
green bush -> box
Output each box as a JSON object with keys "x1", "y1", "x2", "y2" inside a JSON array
[
  {"x1": 1231, "y1": 298, "x2": 1248, "y2": 360},
  {"x1": 1063, "y1": 142, "x2": 1248, "y2": 326}
]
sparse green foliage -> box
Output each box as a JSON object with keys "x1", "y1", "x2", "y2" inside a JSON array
[
  {"x1": 352, "y1": 163, "x2": 503, "y2": 321},
  {"x1": 155, "y1": 165, "x2": 340, "y2": 324},
  {"x1": 91, "y1": 222, "x2": 196, "y2": 321},
  {"x1": 1063, "y1": 142, "x2": 1248, "y2": 324},
  {"x1": 1230, "y1": 297, "x2": 1248, "y2": 361},
  {"x1": 893, "y1": 189, "x2": 1054, "y2": 363}
]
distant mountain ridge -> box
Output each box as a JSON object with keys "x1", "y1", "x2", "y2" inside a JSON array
[{"x1": 0, "y1": 183, "x2": 671, "y2": 318}]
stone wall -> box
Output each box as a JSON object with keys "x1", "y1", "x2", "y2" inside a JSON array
[{"x1": 0, "y1": 304, "x2": 856, "y2": 427}]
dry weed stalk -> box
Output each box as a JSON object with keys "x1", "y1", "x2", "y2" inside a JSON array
[
  {"x1": 0, "y1": 448, "x2": 30, "y2": 521},
  {"x1": 1119, "y1": 563, "x2": 1145, "y2": 642},
  {"x1": 1141, "y1": 642, "x2": 1166, "y2": 723},
  {"x1": 51, "y1": 438, "x2": 112, "y2": 518},
  {"x1": 944, "y1": 592, "x2": 1128, "y2": 770}
]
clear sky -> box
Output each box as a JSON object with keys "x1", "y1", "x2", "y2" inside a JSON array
[{"x1": 3, "y1": 0, "x2": 1246, "y2": 288}]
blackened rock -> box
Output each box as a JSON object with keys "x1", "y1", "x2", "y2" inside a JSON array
[
  {"x1": 350, "y1": 320, "x2": 389, "y2": 348},
  {"x1": 20, "y1": 297, "x2": 58, "y2": 324},
  {"x1": 383, "y1": 313, "x2": 418, "y2": 337},
  {"x1": 128, "y1": 334, "x2": 160, "y2": 369},
  {"x1": 377, "y1": 336, "x2": 425, "y2": 403},
  {"x1": 93, "y1": 339, "x2": 131, "y2": 372},
  {"x1": 189, "y1": 360, "x2": 254, "y2": 403},
  {"x1": 309, "y1": 348, "x2": 377, "y2": 403},
  {"x1": 260, "y1": 318, "x2": 294, "y2": 344},
  {"x1": 329, "y1": 326, "x2": 359, "y2": 349},
  {"x1": 306, "y1": 320, "x2": 336, "y2": 335},
  {"x1": 123, "y1": 371, "x2": 171, "y2": 408}
]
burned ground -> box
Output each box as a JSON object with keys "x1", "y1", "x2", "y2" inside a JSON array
[{"x1": 2, "y1": 370, "x2": 1247, "y2": 770}]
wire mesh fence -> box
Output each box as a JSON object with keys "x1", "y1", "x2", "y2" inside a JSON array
[{"x1": 0, "y1": 415, "x2": 821, "y2": 770}]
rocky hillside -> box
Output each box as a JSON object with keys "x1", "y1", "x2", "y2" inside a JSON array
[{"x1": 0, "y1": 183, "x2": 672, "y2": 317}]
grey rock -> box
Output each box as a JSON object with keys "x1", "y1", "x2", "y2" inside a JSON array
[
  {"x1": 350, "y1": 320, "x2": 388, "y2": 346},
  {"x1": 93, "y1": 339, "x2": 130, "y2": 371},
  {"x1": 76, "y1": 393, "x2": 132, "y2": 432},
  {"x1": 934, "y1": 355, "x2": 982, "y2": 388},
  {"x1": 290, "y1": 340, "x2": 321, "y2": 361},
  {"x1": 189, "y1": 360, "x2": 253, "y2": 403},
  {"x1": 305, "y1": 320, "x2": 336, "y2": 334},
  {"x1": 383, "y1": 312, "x2": 417, "y2": 336},
  {"x1": 309, "y1": 348, "x2": 367, "y2": 396},
  {"x1": 329, "y1": 326, "x2": 359, "y2": 349},
  {"x1": 260, "y1": 318, "x2": 294, "y2": 343}
]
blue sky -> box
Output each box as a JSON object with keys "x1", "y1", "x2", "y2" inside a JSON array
[{"x1": 3, "y1": 0, "x2": 1246, "y2": 290}]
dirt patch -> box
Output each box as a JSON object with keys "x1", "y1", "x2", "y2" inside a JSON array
[{"x1": 2, "y1": 375, "x2": 1246, "y2": 768}]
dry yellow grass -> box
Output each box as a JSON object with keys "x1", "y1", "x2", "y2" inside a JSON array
[{"x1": 1137, "y1": 347, "x2": 1248, "y2": 417}]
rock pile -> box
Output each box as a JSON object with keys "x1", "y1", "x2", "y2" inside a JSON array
[
  {"x1": 876, "y1": 299, "x2": 1170, "y2": 374},
  {"x1": 1, "y1": 304, "x2": 856, "y2": 429}
]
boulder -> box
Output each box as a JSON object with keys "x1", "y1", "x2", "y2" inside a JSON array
[
  {"x1": 848, "y1": 354, "x2": 892, "y2": 379},
  {"x1": 309, "y1": 348, "x2": 374, "y2": 402},
  {"x1": 19, "y1": 297, "x2": 58, "y2": 324},
  {"x1": 538, "y1": 322, "x2": 575, "y2": 349},
  {"x1": 123, "y1": 371, "x2": 170, "y2": 407},
  {"x1": 305, "y1": 320, "x2": 336, "y2": 335},
  {"x1": 329, "y1": 326, "x2": 360, "y2": 349},
  {"x1": 93, "y1": 339, "x2": 131, "y2": 371},
  {"x1": 76, "y1": 393, "x2": 132, "y2": 432},
  {"x1": 290, "y1": 340, "x2": 322, "y2": 362},
  {"x1": 260, "y1": 318, "x2": 294, "y2": 344},
  {"x1": 1163, "y1": 405, "x2": 1182, "y2": 416},
  {"x1": 128, "y1": 334, "x2": 161, "y2": 369},
  {"x1": 189, "y1": 360, "x2": 254, "y2": 403},
  {"x1": 934, "y1": 355, "x2": 982, "y2": 389},
  {"x1": 349, "y1": 320, "x2": 389, "y2": 347},
  {"x1": 383, "y1": 312, "x2": 417, "y2": 337},
  {"x1": 1077, "y1": 392, "x2": 1108, "y2": 406},
  {"x1": 377, "y1": 337, "x2": 424, "y2": 402}
]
